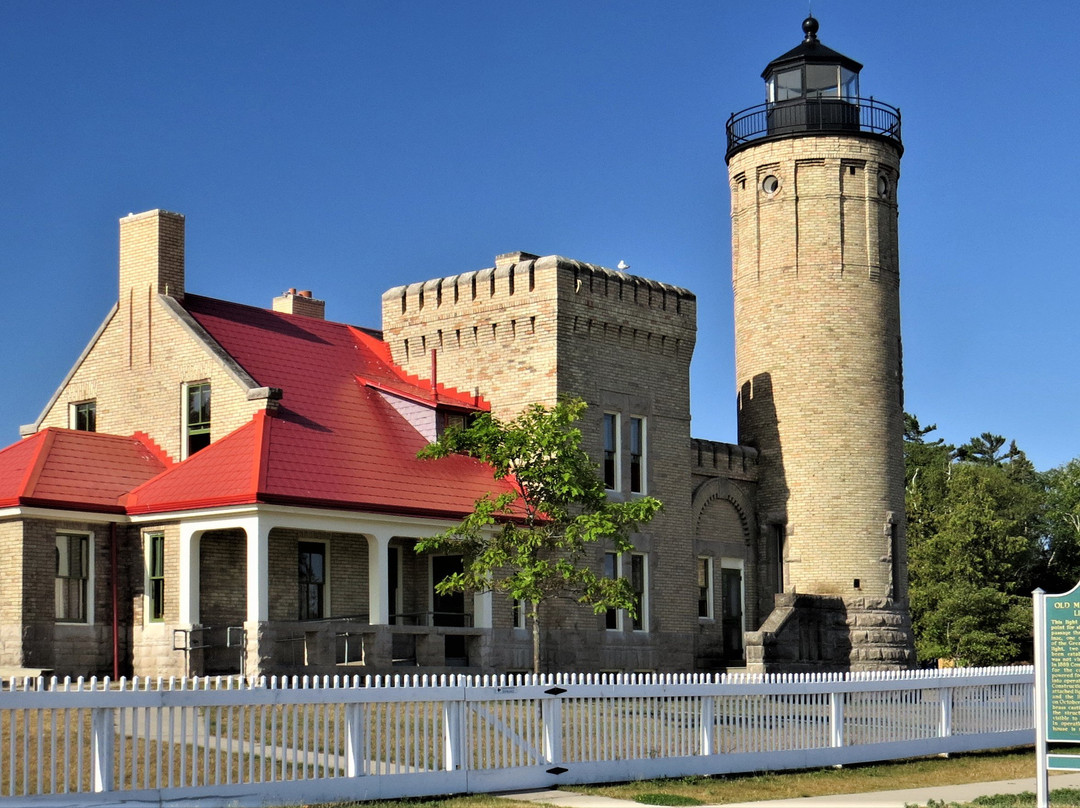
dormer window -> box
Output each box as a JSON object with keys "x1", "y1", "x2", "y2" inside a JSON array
[{"x1": 436, "y1": 409, "x2": 473, "y2": 438}]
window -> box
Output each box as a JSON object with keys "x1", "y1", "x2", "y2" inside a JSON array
[
  {"x1": 439, "y1": 411, "x2": 467, "y2": 436},
  {"x1": 55, "y1": 532, "x2": 90, "y2": 623},
  {"x1": 147, "y1": 532, "x2": 165, "y2": 622},
  {"x1": 629, "y1": 553, "x2": 647, "y2": 631},
  {"x1": 603, "y1": 413, "x2": 619, "y2": 490},
  {"x1": 71, "y1": 401, "x2": 96, "y2": 432},
  {"x1": 512, "y1": 599, "x2": 526, "y2": 629},
  {"x1": 604, "y1": 551, "x2": 619, "y2": 629},
  {"x1": 298, "y1": 541, "x2": 326, "y2": 620},
  {"x1": 629, "y1": 417, "x2": 645, "y2": 494},
  {"x1": 185, "y1": 382, "x2": 211, "y2": 457},
  {"x1": 697, "y1": 557, "x2": 713, "y2": 619},
  {"x1": 604, "y1": 551, "x2": 649, "y2": 632},
  {"x1": 773, "y1": 524, "x2": 786, "y2": 593}
]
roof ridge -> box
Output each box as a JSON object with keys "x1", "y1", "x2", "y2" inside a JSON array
[{"x1": 17, "y1": 429, "x2": 55, "y2": 500}]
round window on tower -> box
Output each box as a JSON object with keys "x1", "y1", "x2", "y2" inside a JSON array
[
  {"x1": 761, "y1": 174, "x2": 780, "y2": 196},
  {"x1": 877, "y1": 174, "x2": 890, "y2": 199}
]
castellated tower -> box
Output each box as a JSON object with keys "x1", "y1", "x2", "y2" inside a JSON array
[
  {"x1": 726, "y1": 17, "x2": 914, "y2": 670},
  {"x1": 382, "y1": 255, "x2": 704, "y2": 672}
]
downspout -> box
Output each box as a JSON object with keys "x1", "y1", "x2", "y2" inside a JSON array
[{"x1": 110, "y1": 522, "x2": 119, "y2": 680}]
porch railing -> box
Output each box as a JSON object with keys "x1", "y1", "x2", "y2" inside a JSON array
[{"x1": 0, "y1": 666, "x2": 1033, "y2": 808}]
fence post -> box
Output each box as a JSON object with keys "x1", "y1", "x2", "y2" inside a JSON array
[
  {"x1": 443, "y1": 700, "x2": 463, "y2": 771},
  {"x1": 940, "y1": 686, "x2": 954, "y2": 738},
  {"x1": 345, "y1": 703, "x2": 367, "y2": 777},
  {"x1": 91, "y1": 706, "x2": 115, "y2": 792},
  {"x1": 542, "y1": 696, "x2": 563, "y2": 766},
  {"x1": 829, "y1": 692, "x2": 844, "y2": 748},
  {"x1": 699, "y1": 696, "x2": 715, "y2": 755}
]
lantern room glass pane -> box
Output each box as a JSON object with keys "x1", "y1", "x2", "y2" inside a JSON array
[
  {"x1": 806, "y1": 64, "x2": 840, "y2": 97},
  {"x1": 841, "y1": 67, "x2": 859, "y2": 100},
  {"x1": 774, "y1": 68, "x2": 803, "y2": 101}
]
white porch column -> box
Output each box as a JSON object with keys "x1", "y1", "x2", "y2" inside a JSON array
[
  {"x1": 367, "y1": 531, "x2": 393, "y2": 625},
  {"x1": 178, "y1": 525, "x2": 202, "y2": 624},
  {"x1": 473, "y1": 591, "x2": 492, "y2": 629},
  {"x1": 244, "y1": 517, "x2": 271, "y2": 623}
]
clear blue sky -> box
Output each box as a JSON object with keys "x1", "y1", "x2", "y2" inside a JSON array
[{"x1": 1, "y1": 1, "x2": 1076, "y2": 470}]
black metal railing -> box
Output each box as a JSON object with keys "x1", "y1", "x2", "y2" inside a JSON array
[{"x1": 726, "y1": 96, "x2": 901, "y2": 159}]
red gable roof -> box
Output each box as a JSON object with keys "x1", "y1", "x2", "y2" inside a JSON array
[
  {"x1": 124, "y1": 295, "x2": 518, "y2": 518},
  {"x1": 0, "y1": 429, "x2": 170, "y2": 513}
]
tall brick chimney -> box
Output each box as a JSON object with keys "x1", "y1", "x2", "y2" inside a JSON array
[
  {"x1": 119, "y1": 209, "x2": 185, "y2": 302},
  {"x1": 273, "y1": 288, "x2": 326, "y2": 319}
]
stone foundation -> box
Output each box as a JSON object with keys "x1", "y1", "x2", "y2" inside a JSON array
[{"x1": 745, "y1": 593, "x2": 913, "y2": 673}]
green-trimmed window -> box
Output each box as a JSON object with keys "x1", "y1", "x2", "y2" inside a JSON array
[
  {"x1": 147, "y1": 532, "x2": 165, "y2": 622},
  {"x1": 55, "y1": 533, "x2": 89, "y2": 623},
  {"x1": 186, "y1": 382, "x2": 211, "y2": 456}
]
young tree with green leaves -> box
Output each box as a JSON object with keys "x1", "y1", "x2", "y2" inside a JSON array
[{"x1": 416, "y1": 397, "x2": 662, "y2": 674}]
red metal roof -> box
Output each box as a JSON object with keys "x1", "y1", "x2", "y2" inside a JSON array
[
  {"x1": 0, "y1": 429, "x2": 170, "y2": 513},
  {"x1": 123, "y1": 295, "x2": 517, "y2": 518}
]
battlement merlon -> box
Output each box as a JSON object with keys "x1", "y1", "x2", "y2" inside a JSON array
[
  {"x1": 382, "y1": 253, "x2": 696, "y2": 325},
  {"x1": 691, "y1": 438, "x2": 759, "y2": 481}
]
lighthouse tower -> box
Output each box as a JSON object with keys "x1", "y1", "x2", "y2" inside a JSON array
[{"x1": 726, "y1": 17, "x2": 913, "y2": 670}]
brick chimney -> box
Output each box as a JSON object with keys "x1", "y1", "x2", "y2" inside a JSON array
[
  {"x1": 119, "y1": 209, "x2": 185, "y2": 302},
  {"x1": 273, "y1": 288, "x2": 326, "y2": 319}
]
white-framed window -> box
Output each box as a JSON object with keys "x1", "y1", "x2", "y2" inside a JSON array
[
  {"x1": 182, "y1": 381, "x2": 211, "y2": 459},
  {"x1": 602, "y1": 412, "x2": 620, "y2": 491},
  {"x1": 629, "y1": 416, "x2": 646, "y2": 494},
  {"x1": 697, "y1": 556, "x2": 714, "y2": 620},
  {"x1": 55, "y1": 531, "x2": 93, "y2": 624},
  {"x1": 512, "y1": 599, "x2": 527, "y2": 630},
  {"x1": 69, "y1": 400, "x2": 96, "y2": 432},
  {"x1": 298, "y1": 540, "x2": 329, "y2": 620},
  {"x1": 604, "y1": 551, "x2": 649, "y2": 633},
  {"x1": 604, "y1": 551, "x2": 620, "y2": 630},
  {"x1": 145, "y1": 531, "x2": 165, "y2": 623}
]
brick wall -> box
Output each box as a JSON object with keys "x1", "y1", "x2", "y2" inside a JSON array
[
  {"x1": 728, "y1": 135, "x2": 907, "y2": 603},
  {"x1": 34, "y1": 210, "x2": 264, "y2": 461},
  {"x1": 382, "y1": 255, "x2": 701, "y2": 672}
]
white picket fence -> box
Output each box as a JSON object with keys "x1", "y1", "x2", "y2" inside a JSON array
[{"x1": 0, "y1": 666, "x2": 1034, "y2": 808}]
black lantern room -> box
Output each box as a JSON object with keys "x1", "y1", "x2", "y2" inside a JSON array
[{"x1": 726, "y1": 17, "x2": 901, "y2": 161}]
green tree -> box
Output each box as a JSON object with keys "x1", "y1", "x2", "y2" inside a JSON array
[
  {"x1": 416, "y1": 397, "x2": 662, "y2": 674},
  {"x1": 905, "y1": 415, "x2": 1043, "y2": 665},
  {"x1": 1041, "y1": 458, "x2": 1080, "y2": 593}
]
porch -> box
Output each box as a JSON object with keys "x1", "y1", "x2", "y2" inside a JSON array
[{"x1": 137, "y1": 506, "x2": 522, "y2": 678}]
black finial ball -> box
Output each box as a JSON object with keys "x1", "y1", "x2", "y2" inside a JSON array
[{"x1": 802, "y1": 15, "x2": 819, "y2": 41}]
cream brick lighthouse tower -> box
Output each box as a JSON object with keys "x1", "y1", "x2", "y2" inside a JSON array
[{"x1": 726, "y1": 17, "x2": 914, "y2": 670}]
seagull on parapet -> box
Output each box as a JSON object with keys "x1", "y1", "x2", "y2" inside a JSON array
[{"x1": 617, "y1": 260, "x2": 630, "y2": 270}]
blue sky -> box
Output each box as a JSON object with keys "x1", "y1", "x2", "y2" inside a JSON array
[{"x1": 1, "y1": 1, "x2": 1076, "y2": 470}]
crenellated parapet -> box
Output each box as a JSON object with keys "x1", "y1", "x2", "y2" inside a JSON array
[
  {"x1": 382, "y1": 253, "x2": 696, "y2": 420},
  {"x1": 691, "y1": 438, "x2": 759, "y2": 482}
]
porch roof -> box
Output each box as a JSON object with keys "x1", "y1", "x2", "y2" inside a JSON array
[{"x1": 0, "y1": 428, "x2": 170, "y2": 513}]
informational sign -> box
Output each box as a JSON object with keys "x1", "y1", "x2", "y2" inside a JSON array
[
  {"x1": 1034, "y1": 582, "x2": 1080, "y2": 808},
  {"x1": 1045, "y1": 582, "x2": 1080, "y2": 741}
]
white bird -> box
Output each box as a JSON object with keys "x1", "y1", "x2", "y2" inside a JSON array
[{"x1": 617, "y1": 260, "x2": 629, "y2": 270}]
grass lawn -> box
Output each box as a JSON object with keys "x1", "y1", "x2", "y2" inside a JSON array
[
  {"x1": 298, "y1": 749, "x2": 1080, "y2": 808},
  {"x1": 565, "y1": 748, "x2": 1047, "y2": 804}
]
